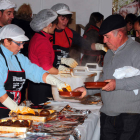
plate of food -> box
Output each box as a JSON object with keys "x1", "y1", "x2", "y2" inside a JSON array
[
  {"x1": 59, "y1": 91, "x2": 82, "y2": 97},
  {"x1": 59, "y1": 87, "x2": 82, "y2": 98},
  {"x1": 84, "y1": 82, "x2": 108, "y2": 89}
]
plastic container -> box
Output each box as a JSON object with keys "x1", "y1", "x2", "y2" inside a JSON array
[{"x1": 73, "y1": 63, "x2": 103, "y2": 81}]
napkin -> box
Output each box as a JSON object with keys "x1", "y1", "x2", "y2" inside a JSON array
[{"x1": 113, "y1": 66, "x2": 140, "y2": 95}]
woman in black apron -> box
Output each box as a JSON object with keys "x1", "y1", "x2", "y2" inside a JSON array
[
  {"x1": 0, "y1": 24, "x2": 69, "y2": 118},
  {"x1": 28, "y1": 9, "x2": 75, "y2": 105},
  {"x1": 51, "y1": 3, "x2": 107, "y2": 68}
]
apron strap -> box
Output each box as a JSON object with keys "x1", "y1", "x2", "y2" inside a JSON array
[
  {"x1": 15, "y1": 55, "x2": 23, "y2": 70},
  {"x1": 64, "y1": 29, "x2": 71, "y2": 46},
  {"x1": 0, "y1": 47, "x2": 9, "y2": 69}
]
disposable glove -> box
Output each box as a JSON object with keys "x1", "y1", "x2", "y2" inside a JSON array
[
  {"x1": 46, "y1": 74, "x2": 70, "y2": 91},
  {"x1": 61, "y1": 58, "x2": 78, "y2": 68},
  {"x1": 95, "y1": 43, "x2": 108, "y2": 52},
  {"x1": 2, "y1": 96, "x2": 18, "y2": 111},
  {"x1": 2, "y1": 96, "x2": 35, "y2": 115},
  {"x1": 58, "y1": 65, "x2": 70, "y2": 73}
]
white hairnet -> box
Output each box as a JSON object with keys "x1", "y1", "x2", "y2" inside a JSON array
[
  {"x1": 30, "y1": 9, "x2": 57, "y2": 32},
  {"x1": 51, "y1": 3, "x2": 72, "y2": 15},
  {"x1": 0, "y1": 24, "x2": 29, "y2": 41},
  {"x1": 0, "y1": 0, "x2": 16, "y2": 10}
]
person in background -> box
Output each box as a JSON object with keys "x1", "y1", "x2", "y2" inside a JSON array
[
  {"x1": 75, "y1": 14, "x2": 140, "y2": 139},
  {"x1": 125, "y1": 13, "x2": 137, "y2": 37},
  {"x1": 12, "y1": 3, "x2": 35, "y2": 57},
  {"x1": 81, "y1": 12, "x2": 105, "y2": 66},
  {"x1": 0, "y1": 0, "x2": 16, "y2": 27},
  {"x1": 51, "y1": 3, "x2": 107, "y2": 69},
  {"x1": 28, "y1": 9, "x2": 72, "y2": 105},
  {"x1": 0, "y1": 24, "x2": 69, "y2": 118},
  {"x1": 134, "y1": 16, "x2": 140, "y2": 39}
]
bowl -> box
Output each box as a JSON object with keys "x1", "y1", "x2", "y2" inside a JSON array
[
  {"x1": 84, "y1": 82, "x2": 108, "y2": 89},
  {"x1": 59, "y1": 91, "x2": 82, "y2": 97}
]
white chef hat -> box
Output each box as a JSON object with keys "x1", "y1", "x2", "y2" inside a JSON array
[
  {"x1": 0, "y1": 0, "x2": 16, "y2": 10},
  {"x1": 0, "y1": 24, "x2": 29, "y2": 41},
  {"x1": 30, "y1": 9, "x2": 58, "y2": 32},
  {"x1": 51, "y1": 3, "x2": 72, "y2": 15}
]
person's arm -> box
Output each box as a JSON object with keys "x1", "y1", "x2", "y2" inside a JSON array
[
  {"x1": 111, "y1": 44, "x2": 140, "y2": 91},
  {"x1": 71, "y1": 29, "x2": 92, "y2": 51},
  {"x1": 47, "y1": 67, "x2": 58, "y2": 74},
  {"x1": 42, "y1": 73, "x2": 70, "y2": 90},
  {"x1": 1, "y1": 93, "x2": 35, "y2": 114},
  {"x1": 0, "y1": 93, "x2": 8, "y2": 103},
  {"x1": 72, "y1": 29, "x2": 107, "y2": 52},
  {"x1": 17, "y1": 53, "x2": 70, "y2": 90}
]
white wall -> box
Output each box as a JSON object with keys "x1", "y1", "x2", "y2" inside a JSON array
[{"x1": 12, "y1": 0, "x2": 112, "y2": 27}]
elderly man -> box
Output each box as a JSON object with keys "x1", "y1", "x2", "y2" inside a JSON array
[
  {"x1": 0, "y1": 0, "x2": 16, "y2": 27},
  {"x1": 75, "y1": 14, "x2": 140, "y2": 140},
  {"x1": 134, "y1": 16, "x2": 140, "y2": 39}
]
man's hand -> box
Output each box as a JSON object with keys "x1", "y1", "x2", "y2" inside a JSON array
[
  {"x1": 102, "y1": 79, "x2": 116, "y2": 91},
  {"x1": 74, "y1": 87, "x2": 87, "y2": 98}
]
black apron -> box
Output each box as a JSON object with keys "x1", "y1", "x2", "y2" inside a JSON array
[
  {"x1": 28, "y1": 31, "x2": 52, "y2": 105},
  {"x1": 0, "y1": 47, "x2": 26, "y2": 118},
  {"x1": 53, "y1": 29, "x2": 71, "y2": 68}
]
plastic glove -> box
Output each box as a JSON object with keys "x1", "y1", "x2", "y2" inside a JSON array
[
  {"x1": 61, "y1": 58, "x2": 78, "y2": 68},
  {"x1": 95, "y1": 43, "x2": 108, "y2": 52},
  {"x1": 2, "y1": 96, "x2": 18, "y2": 110},
  {"x1": 2, "y1": 96, "x2": 35, "y2": 115},
  {"x1": 58, "y1": 65, "x2": 70, "y2": 73},
  {"x1": 46, "y1": 74, "x2": 70, "y2": 91}
]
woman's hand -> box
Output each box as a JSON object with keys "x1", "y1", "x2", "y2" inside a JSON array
[
  {"x1": 102, "y1": 79, "x2": 116, "y2": 91},
  {"x1": 61, "y1": 58, "x2": 78, "y2": 68},
  {"x1": 74, "y1": 87, "x2": 87, "y2": 98}
]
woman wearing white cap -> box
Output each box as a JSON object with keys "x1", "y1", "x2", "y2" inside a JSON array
[
  {"x1": 28, "y1": 9, "x2": 72, "y2": 105},
  {"x1": 51, "y1": 3, "x2": 107, "y2": 69},
  {"x1": 0, "y1": 24, "x2": 68, "y2": 118}
]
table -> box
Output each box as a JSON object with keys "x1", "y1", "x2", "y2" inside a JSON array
[
  {"x1": 48, "y1": 101, "x2": 101, "y2": 140},
  {"x1": 0, "y1": 101, "x2": 101, "y2": 140}
]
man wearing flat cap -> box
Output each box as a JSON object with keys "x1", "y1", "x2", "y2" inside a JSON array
[
  {"x1": 0, "y1": 0, "x2": 16, "y2": 27},
  {"x1": 75, "y1": 14, "x2": 140, "y2": 139}
]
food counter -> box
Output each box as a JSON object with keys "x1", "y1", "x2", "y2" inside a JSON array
[{"x1": 0, "y1": 97, "x2": 101, "y2": 140}]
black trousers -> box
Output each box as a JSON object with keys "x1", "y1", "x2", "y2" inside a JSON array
[{"x1": 100, "y1": 112, "x2": 140, "y2": 140}]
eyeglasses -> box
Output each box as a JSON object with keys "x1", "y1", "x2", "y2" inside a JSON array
[{"x1": 12, "y1": 40, "x2": 25, "y2": 46}]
